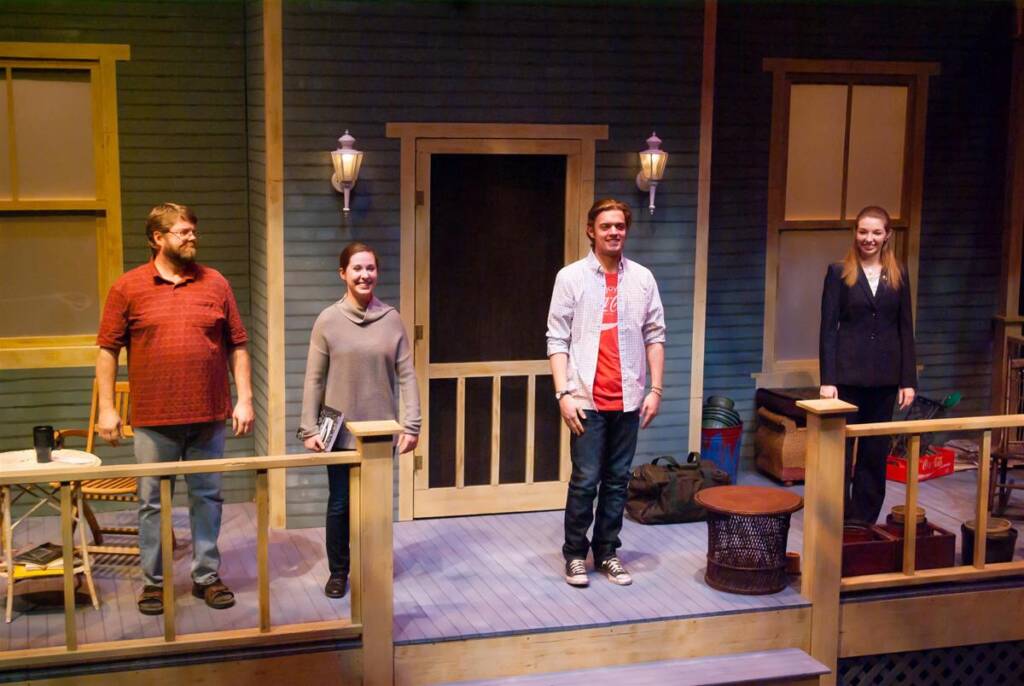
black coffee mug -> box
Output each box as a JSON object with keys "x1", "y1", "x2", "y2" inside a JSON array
[{"x1": 33, "y1": 425, "x2": 54, "y2": 463}]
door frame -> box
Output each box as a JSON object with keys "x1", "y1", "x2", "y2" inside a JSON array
[{"x1": 386, "y1": 123, "x2": 608, "y2": 520}]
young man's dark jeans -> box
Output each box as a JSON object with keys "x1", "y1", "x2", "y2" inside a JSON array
[
  {"x1": 562, "y1": 410, "x2": 639, "y2": 563},
  {"x1": 325, "y1": 464, "x2": 351, "y2": 576}
]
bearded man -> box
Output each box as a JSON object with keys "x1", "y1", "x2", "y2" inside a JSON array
[{"x1": 95, "y1": 202, "x2": 253, "y2": 616}]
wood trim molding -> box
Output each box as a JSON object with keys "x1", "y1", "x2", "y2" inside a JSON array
[
  {"x1": 0, "y1": 42, "x2": 130, "y2": 61},
  {"x1": 13, "y1": 648, "x2": 362, "y2": 686},
  {"x1": 689, "y1": 0, "x2": 717, "y2": 452},
  {"x1": 386, "y1": 122, "x2": 608, "y2": 141},
  {"x1": 905, "y1": 72, "x2": 933, "y2": 320},
  {"x1": 397, "y1": 129, "x2": 417, "y2": 521},
  {"x1": 394, "y1": 608, "x2": 810, "y2": 686},
  {"x1": 763, "y1": 58, "x2": 940, "y2": 77},
  {"x1": 840, "y1": 588, "x2": 1024, "y2": 657},
  {"x1": 262, "y1": 0, "x2": 287, "y2": 527},
  {"x1": 760, "y1": 68, "x2": 789, "y2": 378}
]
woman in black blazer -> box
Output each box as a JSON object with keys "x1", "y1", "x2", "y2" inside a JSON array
[{"x1": 819, "y1": 205, "x2": 917, "y2": 524}]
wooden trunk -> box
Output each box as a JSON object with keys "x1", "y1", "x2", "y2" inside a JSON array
[{"x1": 755, "y1": 407, "x2": 806, "y2": 483}]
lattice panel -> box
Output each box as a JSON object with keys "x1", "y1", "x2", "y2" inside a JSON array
[{"x1": 840, "y1": 641, "x2": 1024, "y2": 685}]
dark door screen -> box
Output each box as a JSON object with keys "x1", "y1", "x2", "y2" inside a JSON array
[{"x1": 428, "y1": 154, "x2": 566, "y2": 487}]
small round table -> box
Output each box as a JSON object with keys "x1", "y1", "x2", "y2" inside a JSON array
[
  {"x1": 0, "y1": 449, "x2": 102, "y2": 622},
  {"x1": 694, "y1": 485, "x2": 803, "y2": 595}
]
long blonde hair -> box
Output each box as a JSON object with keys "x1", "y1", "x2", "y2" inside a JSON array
[{"x1": 840, "y1": 205, "x2": 902, "y2": 289}]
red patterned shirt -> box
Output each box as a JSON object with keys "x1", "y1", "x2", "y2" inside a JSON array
[{"x1": 97, "y1": 261, "x2": 248, "y2": 427}]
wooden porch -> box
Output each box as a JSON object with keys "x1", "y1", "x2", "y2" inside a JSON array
[{"x1": 2, "y1": 461, "x2": 1023, "y2": 685}]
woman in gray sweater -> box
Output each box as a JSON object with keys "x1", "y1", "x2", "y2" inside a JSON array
[{"x1": 298, "y1": 242, "x2": 421, "y2": 598}]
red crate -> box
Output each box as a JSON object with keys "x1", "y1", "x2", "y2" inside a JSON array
[{"x1": 885, "y1": 446, "x2": 955, "y2": 483}]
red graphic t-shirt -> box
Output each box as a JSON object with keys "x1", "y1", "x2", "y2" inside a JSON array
[{"x1": 593, "y1": 271, "x2": 624, "y2": 411}]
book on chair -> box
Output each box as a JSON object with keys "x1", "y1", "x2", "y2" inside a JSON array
[{"x1": 13, "y1": 542, "x2": 63, "y2": 569}]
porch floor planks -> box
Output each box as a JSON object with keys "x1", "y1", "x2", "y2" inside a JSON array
[
  {"x1": 394, "y1": 520, "x2": 492, "y2": 640},
  {"x1": 431, "y1": 516, "x2": 543, "y2": 635},
  {"x1": 435, "y1": 514, "x2": 563, "y2": 634},
  {"x1": 514, "y1": 508, "x2": 648, "y2": 624},
  {"x1": 479, "y1": 510, "x2": 619, "y2": 629},
  {"x1": 399, "y1": 520, "x2": 510, "y2": 639},
  {"x1": 392, "y1": 530, "x2": 450, "y2": 642},
  {"x1": 446, "y1": 513, "x2": 563, "y2": 631},
  {"x1": 421, "y1": 517, "x2": 519, "y2": 637},
  {"x1": 4, "y1": 469, "x2": 1024, "y2": 654}
]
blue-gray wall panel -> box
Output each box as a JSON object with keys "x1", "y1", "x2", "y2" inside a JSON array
[{"x1": 281, "y1": 1, "x2": 704, "y2": 525}]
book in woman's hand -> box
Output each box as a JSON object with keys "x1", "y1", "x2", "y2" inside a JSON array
[{"x1": 317, "y1": 405, "x2": 345, "y2": 451}]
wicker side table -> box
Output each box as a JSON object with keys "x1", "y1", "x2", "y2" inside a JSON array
[{"x1": 694, "y1": 485, "x2": 803, "y2": 595}]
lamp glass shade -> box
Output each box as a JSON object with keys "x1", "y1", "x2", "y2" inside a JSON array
[
  {"x1": 639, "y1": 149, "x2": 668, "y2": 181},
  {"x1": 331, "y1": 148, "x2": 363, "y2": 185}
]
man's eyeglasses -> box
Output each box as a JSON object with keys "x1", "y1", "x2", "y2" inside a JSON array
[{"x1": 165, "y1": 229, "x2": 199, "y2": 240}]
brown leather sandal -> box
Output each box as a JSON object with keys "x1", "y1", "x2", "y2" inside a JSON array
[
  {"x1": 138, "y1": 585, "x2": 163, "y2": 615},
  {"x1": 192, "y1": 577, "x2": 235, "y2": 609}
]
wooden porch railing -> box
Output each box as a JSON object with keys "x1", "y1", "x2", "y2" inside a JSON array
[
  {"x1": 0, "y1": 420, "x2": 401, "y2": 686},
  {"x1": 798, "y1": 400, "x2": 1024, "y2": 685}
]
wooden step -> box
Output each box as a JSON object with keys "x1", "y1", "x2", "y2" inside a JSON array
[{"x1": 440, "y1": 648, "x2": 829, "y2": 686}]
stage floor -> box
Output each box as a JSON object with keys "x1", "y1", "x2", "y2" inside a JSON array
[{"x1": 1, "y1": 467, "x2": 1022, "y2": 653}]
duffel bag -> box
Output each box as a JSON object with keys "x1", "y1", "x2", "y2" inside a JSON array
[{"x1": 625, "y1": 452, "x2": 730, "y2": 524}]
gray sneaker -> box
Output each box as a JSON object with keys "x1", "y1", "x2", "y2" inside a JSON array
[
  {"x1": 599, "y1": 557, "x2": 633, "y2": 585},
  {"x1": 565, "y1": 558, "x2": 589, "y2": 587}
]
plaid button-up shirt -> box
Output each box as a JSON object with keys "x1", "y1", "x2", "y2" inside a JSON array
[{"x1": 546, "y1": 251, "x2": 666, "y2": 412}]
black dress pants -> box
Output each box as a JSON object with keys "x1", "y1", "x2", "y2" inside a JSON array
[{"x1": 837, "y1": 385, "x2": 899, "y2": 524}]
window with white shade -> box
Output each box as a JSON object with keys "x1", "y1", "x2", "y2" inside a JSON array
[
  {"x1": 0, "y1": 43, "x2": 130, "y2": 369},
  {"x1": 758, "y1": 59, "x2": 938, "y2": 386}
]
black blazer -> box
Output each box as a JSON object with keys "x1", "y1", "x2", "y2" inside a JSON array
[{"x1": 819, "y1": 262, "x2": 917, "y2": 389}]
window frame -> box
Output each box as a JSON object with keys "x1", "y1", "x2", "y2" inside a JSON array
[
  {"x1": 756, "y1": 58, "x2": 939, "y2": 387},
  {"x1": 0, "y1": 42, "x2": 129, "y2": 369}
]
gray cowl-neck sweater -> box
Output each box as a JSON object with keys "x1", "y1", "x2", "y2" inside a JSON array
[{"x1": 298, "y1": 295, "x2": 422, "y2": 449}]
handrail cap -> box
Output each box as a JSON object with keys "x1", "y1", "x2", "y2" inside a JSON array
[
  {"x1": 796, "y1": 398, "x2": 857, "y2": 415},
  {"x1": 347, "y1": 420, "x2": 404, "y2": 438}
]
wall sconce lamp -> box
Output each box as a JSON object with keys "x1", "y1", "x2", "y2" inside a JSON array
[
  {"x1": 635, "y1": 131, "x2": 668, "y2": 215},
  {"x1": 330, "y1": 130, "x2": 364, "y2": 213}
]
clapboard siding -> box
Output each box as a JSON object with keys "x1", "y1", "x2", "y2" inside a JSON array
[
  {"x1": 0, "y1": 0, "x2": 254, "y2": 502},
  {"x1": 707, "y1": 2, "x2": 1013, "y2": 464},
  {"x1": 280, "y1": 1, "x2": 704, "y2": 526}
]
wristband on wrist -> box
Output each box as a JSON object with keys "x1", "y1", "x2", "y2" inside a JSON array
[{"x1": 649, "y1": 386, "x2": 663, "y2": 397}]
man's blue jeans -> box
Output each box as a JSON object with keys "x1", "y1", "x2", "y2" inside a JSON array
[
  {"x1": 135, "y1": 422, "x2": 226, "y2": 587},
  {"x1": 562, "y1": 410, "x2": 639, "y2": 563}
]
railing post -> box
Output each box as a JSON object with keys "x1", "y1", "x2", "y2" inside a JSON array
[
  {"x1": 797, "y1": 398, "x2": 857, "y2": 686},
  {"x1": 256, "y1": 469, "x2": 271, "y2": 632},
  {"x1": 349, "y1": 420, "x2": 402, "y2": 686},
  {"x1": 902, "y1": 436, "x2": 921, "y2": 575},
  {"x1": 59, "y1": 482, "x2": 77, "y2": 651},
  {"x1": 973, "y1": 431, "x2": 993, "y2": 568},
  {"x1": 160, "y1": 476, "x2": 176, "y2": 642}
]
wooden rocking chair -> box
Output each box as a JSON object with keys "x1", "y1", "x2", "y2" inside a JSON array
[{"x1": 55, "y1": 380, "x2": 140, "y2": 556}]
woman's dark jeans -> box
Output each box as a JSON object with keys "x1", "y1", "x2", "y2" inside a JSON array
[
  {"x1": 326, "y1": 464, "x2": 351, "y2": 576},
  {"x1": 838, "y1": 385, "x2": 899, "y2": 524},
  {"x1": 562, "y1": 410, "x2": 639, "y2": 563}
]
